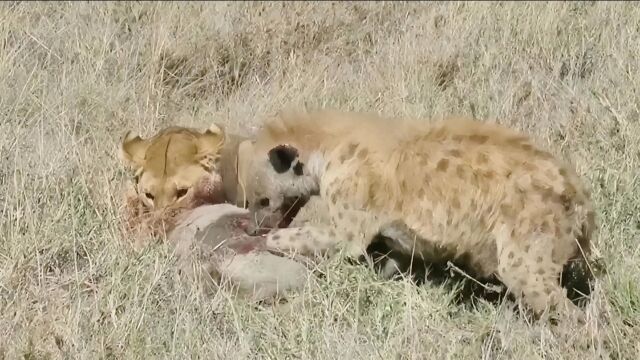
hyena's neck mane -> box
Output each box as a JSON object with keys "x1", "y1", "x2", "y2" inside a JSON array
[{"x1": 260, "y1": 109, "x2": 392, "y2": 156}]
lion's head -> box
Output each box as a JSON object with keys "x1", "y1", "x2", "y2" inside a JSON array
[{"x1": 119, "y1": 124, "x2": 226, "y2": 210}]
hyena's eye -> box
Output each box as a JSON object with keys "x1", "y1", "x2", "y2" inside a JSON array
[{"x1": 259, "y1": 198, "x2": 270, "y2": 207}]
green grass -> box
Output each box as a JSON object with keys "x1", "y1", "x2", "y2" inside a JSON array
[{"x1": 1, "y1": 2, "x2": 639, "y2": 359}]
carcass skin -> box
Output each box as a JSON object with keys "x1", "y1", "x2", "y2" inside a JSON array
[{"x1": 167, "y1": 203, "x2": 311, "y2": 302}]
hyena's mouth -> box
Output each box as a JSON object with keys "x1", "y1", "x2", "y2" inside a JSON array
[
  {"x1": 248, "y1": 196, "x2": 309, "y2": 236},
  {"x1": 277, "y1": 196, "x2": 309, "y2": 228}
]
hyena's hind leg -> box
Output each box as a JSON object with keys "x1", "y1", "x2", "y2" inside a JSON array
[
  {"x1": 375, "y1": 221, "x2": 507, "y2": 306},
  {"x1": 494, "y1": 225, "x2": 587, "y2": 323},
  {"x1": 560, "y1": 254, "x2": 599, "y2": 308},
  {"x1": 368, "y1": 221, "x2": 430, "y2": 282},
  {"x1": 375, "y1": 220, "x2": 471, "y2": 284}
]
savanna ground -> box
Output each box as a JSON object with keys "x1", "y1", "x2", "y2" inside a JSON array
[{"x1": 1, "y1": 2, "x2": 639, "y2": 359}]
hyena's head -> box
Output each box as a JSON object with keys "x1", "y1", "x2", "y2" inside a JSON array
[{"x1": 240, "y1": 141, "x2": 319, "y2": 234}]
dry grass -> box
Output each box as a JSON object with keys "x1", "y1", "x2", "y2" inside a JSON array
[{"x1": 1, "y1": 2, "x2": 639, "y2": 359}]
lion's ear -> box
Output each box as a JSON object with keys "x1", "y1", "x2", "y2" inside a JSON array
[
  {"x1": 120, "y1": 131, "x2": 149, "y2": 170},
  {"x1": 196, "y1": 123, "x2": 226, "y2": 171}
]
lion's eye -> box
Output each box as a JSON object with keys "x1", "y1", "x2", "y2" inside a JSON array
[
  {"x1": 259, "y1": 198, "x2": 270, "y2": 207},
  {"x1": 144, "y1": 192, "x2": 154, "y2": 200},
  {"x1": 176, "y1": 188, "x2": 189, "y2": 199}
]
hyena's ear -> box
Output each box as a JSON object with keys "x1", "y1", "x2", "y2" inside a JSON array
[
  {"x1": 268, "y1": 144, "x2": 303, "y2": 175},
  {"x1": 120, "y1": 131, "x2": 149, "y2": 170},
  {"x1": 196, "y1": 122, "x2": 226, "y2": 171}
]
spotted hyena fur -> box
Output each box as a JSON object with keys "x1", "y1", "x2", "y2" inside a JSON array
[{"x1": 243, "y1": 110, "x2": 599, "y2": 320}]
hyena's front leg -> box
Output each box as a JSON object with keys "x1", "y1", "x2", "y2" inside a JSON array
[
  {"x1": 264, "y1": 225, "x2": 355, "y2": 258},
  {"x1": 266, "y1": 197, "x2": 389, "y2": 260},
  {"x1": 288, "y1": 195, "x2": 331, "y2": 228},
  {"x1": 265, "y1": 195, "x2": 354, "y2": 257}
]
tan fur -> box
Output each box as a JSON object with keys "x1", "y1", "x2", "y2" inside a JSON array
[
  {"x1": 118, "y1": 124, "x2": 257, "y2": 244},
  {"x1": 243, "y1": 109, "x2": 598, "y2": 321},
  {"x1": 120, "y1": 124, "x2": 227, "y2": 210},
  {"x1": 217, "y1": 134, "x2": 256, "y2": 208},
  {"x1": 120, "y1": 173, "x2": 223, "y2": 248}
]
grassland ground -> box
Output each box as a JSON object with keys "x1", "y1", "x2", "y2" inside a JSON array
[{"x1": 1, "y1": 2, "x2": 639, "y2": 359}]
